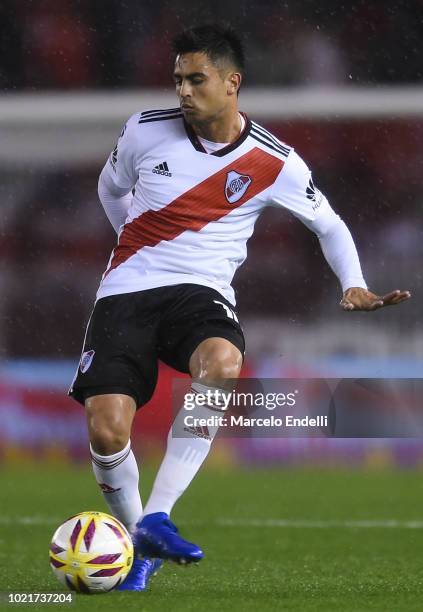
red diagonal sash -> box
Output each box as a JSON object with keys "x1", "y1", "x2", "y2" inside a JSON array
[{"x1": 105, "y1": 147, "x2": 283, "y2": 277}]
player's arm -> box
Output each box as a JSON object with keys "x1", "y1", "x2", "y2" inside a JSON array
[
  {"x1": 270, "y1": 151, "x2": 411, "y2": 311},
  {"x1": 98, "y1": 169, "x2": 133, "y2": 233},
  {"x1": 98, "y1": 115, "x2": 139, "y2": 233},
  {"x1": 311, "y1": 214, "x2": 410, "y2": 311}
]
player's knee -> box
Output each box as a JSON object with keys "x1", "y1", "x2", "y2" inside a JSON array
[
  {"x1": 190, "y1": 338, "x2": 242, "y2": 383},
  {"x1": 85, "y1": 394, "x2": 135, "y2": 455},
  {"x1": 208, "y1": 358, "x2": 241, "y2": 381}
]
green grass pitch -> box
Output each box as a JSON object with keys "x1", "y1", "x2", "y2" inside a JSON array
[{"x1": 1, "y1": 464, "x2": 423, "y2": 611}]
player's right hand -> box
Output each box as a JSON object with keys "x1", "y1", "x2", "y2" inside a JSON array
[{"x1": 340, "y1": 287, "x2": 411, "y2": 312}]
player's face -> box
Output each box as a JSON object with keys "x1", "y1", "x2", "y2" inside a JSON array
[{"x1": 173, "y1": 52, "x2": 238, "y2": 124}]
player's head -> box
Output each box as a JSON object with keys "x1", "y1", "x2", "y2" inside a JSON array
[{"x1": 172, "y1": 24, "x2": 245, "y2": 124}]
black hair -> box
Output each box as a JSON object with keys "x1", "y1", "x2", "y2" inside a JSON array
[{"x1": 171, "y1": 23, "x2": 245, "y2": 75}]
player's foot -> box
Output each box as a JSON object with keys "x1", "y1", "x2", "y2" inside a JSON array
[
  {"x1": 135, "y1": 512, "x2": 204, "y2": 564},
  {"x1": 116, "y1": 556, "x2": 163, "y2": 591}
]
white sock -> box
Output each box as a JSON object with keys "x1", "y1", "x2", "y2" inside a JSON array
[
  {"x1": 90, "y1": 440, "x2": 143, "y2": 533},
  {"x1": 143, "y1": 382, "x2": 228, "y2": 517}
]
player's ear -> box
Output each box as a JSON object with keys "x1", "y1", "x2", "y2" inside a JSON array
[{"x1": 227, "y1": 72, "x2": 242, "y2": 96}]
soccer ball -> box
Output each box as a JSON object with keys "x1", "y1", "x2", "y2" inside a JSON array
[{"x1": 49, "y1": 511, "x2": 133, "y2": 594}]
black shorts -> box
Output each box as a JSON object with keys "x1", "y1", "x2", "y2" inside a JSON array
[{"x1": 69, "y1": 283, "x2": 245, "y2": 409}]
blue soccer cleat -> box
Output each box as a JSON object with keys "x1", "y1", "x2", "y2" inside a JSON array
[
  {"x1": 135, "y1": 512, "x2": 204, "y2": 564},
  {"x1": 116, "y1": 556, "x2": 163, "y2": 592}
]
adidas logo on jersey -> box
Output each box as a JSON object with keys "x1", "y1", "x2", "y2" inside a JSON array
[{"x1": 152, "y1": 161, "x2": 172, "y2": 177}]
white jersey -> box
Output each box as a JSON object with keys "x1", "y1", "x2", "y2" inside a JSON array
[{"x1": 97, "y1": 107, "x2": 364, "y2": 304}]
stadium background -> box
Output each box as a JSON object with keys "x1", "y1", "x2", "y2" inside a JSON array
[{"x1": 0, "y1": 1, "x2": 423, "y2": 609}]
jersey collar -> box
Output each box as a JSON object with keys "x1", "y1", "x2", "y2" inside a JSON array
[{"x1": 183, "y1": 112, "x2": 251, "y2": 157}]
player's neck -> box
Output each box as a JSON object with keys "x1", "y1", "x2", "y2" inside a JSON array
[{"x1": 191, "y1": 109, "x2": 242, "y2": 144}]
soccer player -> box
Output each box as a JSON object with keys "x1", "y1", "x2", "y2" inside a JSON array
[{"x1": 69, "y1": 24, "x2": 411, "y2": 590}]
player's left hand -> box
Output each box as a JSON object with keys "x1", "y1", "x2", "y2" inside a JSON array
[{"x1": 340, "y1": 287, "x2": 411, "y2": 311}]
